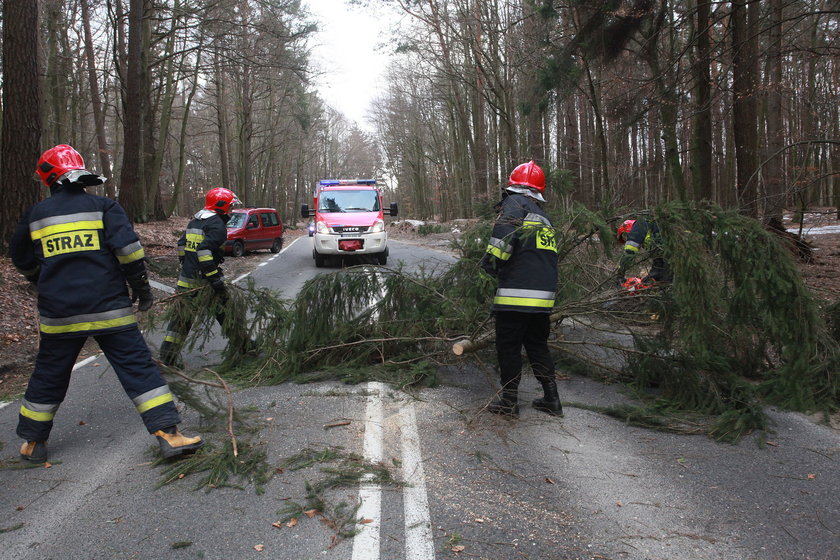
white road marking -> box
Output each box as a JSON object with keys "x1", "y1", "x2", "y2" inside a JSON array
[
  {"x1": 0, "y1": 353, "x2": 102, "y2": 410},
  {"x1": 352, "y1": 381, "x2": 385, "y2": 560},
  {"x1": 400, "y1": 402, "x2": 436, "y2": 559},
  {"x1": 233, "y1": 236, "x2": 301, "y2": 284},
  {"x1": 149, "y1": 279, "x2": 175, "y2": 294}
]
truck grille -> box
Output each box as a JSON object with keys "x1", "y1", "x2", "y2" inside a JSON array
[{"x1": 333, "y1": 226, "x2": 369, "y2": 234}]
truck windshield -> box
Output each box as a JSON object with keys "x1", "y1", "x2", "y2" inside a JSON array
[
  {"x1": 227, "y1": 213, "x2": 247, "y2": 228},
  {"x1": 319, "y1": 190, "x2": 380, "y2": 213}
]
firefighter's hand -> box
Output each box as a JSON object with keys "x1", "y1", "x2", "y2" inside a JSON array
[
  {"x1": 132, "y1": 284, "x2": 154, "y2": 312},
  {"x1": 210, "y1": 277, "x2": 228, "y2": 302},
  {"x1": 615, "y1": 275, "x2": 626, "y2": 288}
]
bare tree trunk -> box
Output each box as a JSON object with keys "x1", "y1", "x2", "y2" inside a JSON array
[
  {"x1": 214, "y1": 50, "x2": 231, "y2": 189},
  {"x1": 761, "y1": 0, "x2": 785, "y2": 221},
  {"x1": 731, "y1": 0, "x2": 760, "y2": 217},
  {"x1": 1, "y1": 0, "x2": 42, "y2": 252},
  {"x1": 43, "y1": 0, "x2": 64, "y2": 147},
  {"x1": 169, "y1": 47, "x2": 202, "y2": 216},
  {"x1": 691, "y1": 0, "x2": 713, "y2": 201},
  {"x1": 81, "y1": 0, "x2": 113, "y2": 196},
  {"x1": 118, "y1": 0, "x2": 145, "y2": 221}
]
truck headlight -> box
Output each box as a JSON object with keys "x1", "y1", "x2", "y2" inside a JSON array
[
  {"x1": 316, "y1": 221, "x2": 329, "y2": 234},
  {"x1": 371, "y1": 219, "x2": 385, "y2": 233}
]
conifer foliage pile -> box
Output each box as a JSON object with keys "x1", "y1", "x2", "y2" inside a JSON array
[{"x1": 158, "y1": 201, "x2": 839, "y2": 442}]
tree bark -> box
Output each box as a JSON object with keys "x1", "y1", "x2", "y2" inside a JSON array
[
  {"x1": 81, "y1": 0, "x2": 114, "y2": 197},
  {"x1": 731, "y1": 0, "x2": 760, "y2": 217},
  {"x1": 1, "y1": 0, "x2": 42, "y2": 252},
  {"x1": 118, "y1": 0, "x2": 146, "y2": 221},
  {"x1": 691, "y1": 0, "x2": 713, "y2": 201}
]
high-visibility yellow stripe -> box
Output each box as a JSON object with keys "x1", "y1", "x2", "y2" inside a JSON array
[
  {"x1": 40, "y1": 314, "x2": 136, "y2": 334},
  {"x1": 624, "y1": 244, "x2": 640, "y2": 253},
  {"x1": 486, "y1": 245, "x2": 512, "y2": 261},
  {"x1": 116, "y1": 248, "x2": 145, "y2": 264},
  {"x1": 20, "y1": 405, "x2": 55, "y2": 422},
  {"x1": 31, "y1": 220, "x2": 104, "y2": 240},
  {"x1": 177, "y1": 279, "x2": 200, "y2": 288},
  {"x1": 204, "y1": 269, "x2": 220, "y2": 277},
  {"x1": 197, "y1": 254, "x2": 214, "y2": 262},
  {"x1": 164, "y1": 334, "x2": 183, "y2": 344},
  {"x1": 136, "y1": 392, "x2": 173, "y2": 414},
  {"x1": 494, "y1": 296, "x2": 554, "y2": 308}
]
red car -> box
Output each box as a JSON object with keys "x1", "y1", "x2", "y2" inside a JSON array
[{"x1": 224, "y1": 208, "x2": 284, "y2": 257}]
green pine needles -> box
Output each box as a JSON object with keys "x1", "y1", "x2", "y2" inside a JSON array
[{"x1": 149, "y1": 200, "x2": 838, "y2": 452}]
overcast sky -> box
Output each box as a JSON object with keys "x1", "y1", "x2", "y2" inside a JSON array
[{"x1": 306, "y1": 0, "x2": 396, "y2": 129}]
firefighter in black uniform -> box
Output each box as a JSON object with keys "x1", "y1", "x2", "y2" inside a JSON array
[
  {"x1": 480, "y1": 161, "x2": 562, "y2": 417},
  {"x1": 616, "y1": 218, "x2": 672, "y2": 285},
  {"x1": 11, "y1": 145, "x2": 204, "y2": 463},
  {"x1": 159, "y1": 187, "x2": 239, "y2": 368}
]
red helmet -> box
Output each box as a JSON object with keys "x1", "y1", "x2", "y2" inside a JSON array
[
  {"x1": 204, "y1": 187, "x2": 240, "y2": 214},
  {"x1": 508, "y1": 160, "x2": 546, "y2": 193},
  {"x1": 617, "y1": 219, "x2": 636, "y2": 240},
  {"x1": 36, "y1": 144, "x2": 85, "y2": 187}
]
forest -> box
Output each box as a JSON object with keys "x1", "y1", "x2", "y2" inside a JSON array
[{"x1": 0, "y1": 0, "x2": 837, "y2": 242}]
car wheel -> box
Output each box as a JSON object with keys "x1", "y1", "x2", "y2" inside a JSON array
[
  {"x1": 232, "y1": 241, "x2": 245, "y2": 258},
  {"x1": 314, "y1": 249, "x2": 325, "y2": 268},
  {"x1": 377, "y1": 248, "x2": 388, "y2": 265},
  {"x1": 270, "y1": 238, "x2": 284, "y2": 253}
]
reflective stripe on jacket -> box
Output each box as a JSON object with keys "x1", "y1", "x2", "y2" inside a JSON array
[
  {"x1": 10, "y1": 185, "x2": 146, "y2": 337},
  {"x1": 481, "y1": 193, "x2": 559, "y2": 313}
]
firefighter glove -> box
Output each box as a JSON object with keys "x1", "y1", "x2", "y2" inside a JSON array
[
  {"x1": 127, "y1": 272, "x2": 154, "y2": 311},
  {"x1": 210, "y1": 277, "x2": 228, "y2": 302}
]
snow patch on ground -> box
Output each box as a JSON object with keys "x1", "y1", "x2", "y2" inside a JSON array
[{"x1": 787, "y1": 225, "x2": 840, "y2": 235}]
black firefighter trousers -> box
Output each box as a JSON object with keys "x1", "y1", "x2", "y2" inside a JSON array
[
  {"x1": 494, "y1": 310, "x2": 555, "y2": 399},
  {"x1": 17, "y1": 327, "x2": 180, "y2": 443}
]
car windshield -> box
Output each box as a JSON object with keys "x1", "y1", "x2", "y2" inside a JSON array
[
  {"x1": 227, "y1": 213, "x2": 247, "y2": 228},
  {"x1": 318, "y1": 190, "x2": 380, "y2": 213}
]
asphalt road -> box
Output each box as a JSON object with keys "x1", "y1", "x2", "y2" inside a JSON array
[{"x1": 1, "y1": 237, "x2": 838, "y2": 560}]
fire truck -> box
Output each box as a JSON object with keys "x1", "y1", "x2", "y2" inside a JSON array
[{"x1": 301, "y1": 179, "x2": 398, "y2": 267}]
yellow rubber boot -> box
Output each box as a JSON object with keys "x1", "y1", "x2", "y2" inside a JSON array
[
  {"x1": 20, "y1": 441, "x2": 48, "y2": 463},
  {"x1": 154, "y1": 428, "x2": 204, "y2": 459}
]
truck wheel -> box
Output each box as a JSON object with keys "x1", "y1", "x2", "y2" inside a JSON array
[
  {"x1": 377, "y1": 249, "x2": 388, "y2": 265},
  {"x1": 232, "y1": 241, "x2": 245, "y2": 258},
  {"x1": 270, "y1": 238, "x2": 284, "y2": 253},
  {"x1": 314, "y1": 249, "x2": 325, "y2": 268}
]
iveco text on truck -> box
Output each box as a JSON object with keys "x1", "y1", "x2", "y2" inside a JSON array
[{"x1": 301, "y1": 179, "x2": 398, "y2": 267}]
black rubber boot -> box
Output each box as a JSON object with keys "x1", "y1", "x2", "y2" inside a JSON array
[
  {"x1": 488, "y1": 391, "x2": 519, "y2": 417},
  {"x1": 20, "y1": 441, "x2": 48, "y2": 463},
  {"x1": 154, "y1": 426, "x2": 204, "y2": 459},
  {"x1": 532, "y1": 378, "x2": 563, "y2": 417}
]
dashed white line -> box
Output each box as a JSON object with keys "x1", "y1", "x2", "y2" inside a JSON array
[
  {"x1": 232, "y1": 236, "x2": 301, "y2": 284},
  {"x1": 352, "y1": 381, "x2": 385, "y2": 560},
  {"x1": 400, "y1": 402, "x2": 436, "y2": 559}
]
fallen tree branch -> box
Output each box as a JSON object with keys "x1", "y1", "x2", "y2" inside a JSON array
[
  {"x1": 206, "y1": 367, "x2": 239, "y2": 458},
  {"x1": 451, "y1": 311, "x2": 567, "y2": 355}
]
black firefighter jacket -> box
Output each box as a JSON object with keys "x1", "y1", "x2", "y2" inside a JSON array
[
  {"x1": 10, "y1": 185, "x2": 147, "y2": 338},
  {"x1": 176, "y1": 210, "x2": 227, "y2": 289},
  {"x1": 480, "y1": 193, "x2": 559, "y2": 313}
]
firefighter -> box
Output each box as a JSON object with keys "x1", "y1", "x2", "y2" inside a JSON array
[
  {"x1": 159, "y1": 187, "x2": 240, "y2": 368},
  {"x1": 11, "y1": 145, "x2": 204, "y2": 463},
  {"x1": 479, "y1": 161, "x2": 562, "y2": 417},
  {"x1": 616, "y1": 218, "x2": 672, "y2": 286}
]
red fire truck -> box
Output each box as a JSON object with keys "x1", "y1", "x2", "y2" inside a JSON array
[{"x1": 301, "y1": 179, "x2": 398, "y2": 267}]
